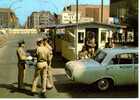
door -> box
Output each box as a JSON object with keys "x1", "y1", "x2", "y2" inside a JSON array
[{"x1": 106, "y1": 53, "x2": 135, "y2": 85}]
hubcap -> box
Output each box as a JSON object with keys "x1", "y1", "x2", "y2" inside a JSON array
[{"x1": 98, "y1": 79, "x2": 109, "y2": 91}]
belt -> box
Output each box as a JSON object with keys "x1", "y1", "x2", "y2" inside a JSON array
[{"x1": 37, "y1": 60, "x2": 46, "y2": 62}]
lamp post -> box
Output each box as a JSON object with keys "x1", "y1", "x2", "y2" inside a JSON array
[
  {"x1": 8, "y1": 0, "x2": 22, "y2": 28},
  {"x1": 75, "y1": 0, "x2": 78, "y2": 59},
  {"x1": 101, "y1": 0, "x2": 103, "y2": 23}
]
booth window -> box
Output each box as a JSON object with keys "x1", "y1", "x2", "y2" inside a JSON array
[
  {"x1": 101, "y1": 31, "x2": 106, "y2": 42},
  {"x1": 78, "y1": 32, "x2": 84, "y2": 43}
]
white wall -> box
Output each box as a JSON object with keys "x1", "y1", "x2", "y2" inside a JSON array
[{"x1": 0, "y1": 29, "x2": 38, "y2": 34}]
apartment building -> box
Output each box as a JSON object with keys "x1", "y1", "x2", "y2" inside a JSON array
[
  {"x1": 0, "y1": 8, "x2": 19, "y2": 28},
  {"x1": 27, "y1": 11, "x2": 55, "y2": 29}
]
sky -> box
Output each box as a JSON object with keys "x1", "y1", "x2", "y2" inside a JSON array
[{"x1": 0, "y1": 0, "x2": 110, "y2": 25}]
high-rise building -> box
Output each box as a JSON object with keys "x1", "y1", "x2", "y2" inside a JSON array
[
  {"x1": 0, "y1": 8, "x2": 19, "y2": 28},
  {"x1": 63, "y1": 4, "x2": 110, "y2": 23},
  {"x1": 26, "y1": 11, "x2": 55, "y2": 29}
]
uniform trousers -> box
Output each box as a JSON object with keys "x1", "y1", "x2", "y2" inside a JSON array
[
  {"x1": 18, "y1": 62, "x2": 26, "y2": 88},
  {"x1": 32, "y1": 62, "x2": 48, "y2": 93},
  {"x1": 46, "y1": 54, "x2": 53, "y2": 87}
]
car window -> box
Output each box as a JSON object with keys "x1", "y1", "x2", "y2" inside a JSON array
[
  {"x1": 94, "y1": 50, "x2": 107, "y2": 63},
  {"x1": 111, "y1": 53, "x2": 134, "y2": 64}
]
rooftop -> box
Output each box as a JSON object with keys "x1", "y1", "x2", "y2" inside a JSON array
[{"x1": 0, "y1": 8, "x2": 13, "y2": 12}]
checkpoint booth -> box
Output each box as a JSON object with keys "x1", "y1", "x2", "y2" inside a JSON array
[{"x1": 45, "y1": 22, "x2": 126, "y2": 60}]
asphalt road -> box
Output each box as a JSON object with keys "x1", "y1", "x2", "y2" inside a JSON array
[{"x1": 0, "y1": 34, "x2": 138, "y2": 98}]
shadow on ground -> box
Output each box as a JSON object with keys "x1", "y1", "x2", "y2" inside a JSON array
[
  {"x1": 0, "y1": 83, "x2": 35, "y2": 96},
  {"x1": 53, "y1": 74, "x2": 138, "y2": 98}
]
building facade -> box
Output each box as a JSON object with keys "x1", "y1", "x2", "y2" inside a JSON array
[
  {"x1": 0, "y1": 8, "x2": 19, "y2": 28},
  {"x1": 110, "y1": 0, "x2": 138, "y2": 45},
  {"x1": 63, "y1": 4, "x2": 110, "y2": 23},
  {"x1": 27, "y1": 11, "x2": 55, "y2": 29}
]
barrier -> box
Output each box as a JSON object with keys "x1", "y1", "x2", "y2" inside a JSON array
[{"x1": 0, "y1": 29, "x2": 38, "y2": 34}]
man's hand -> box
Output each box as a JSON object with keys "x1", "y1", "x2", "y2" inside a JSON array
[{"x1": 26, "y1": 56, "x2": 33, "y2": 60}]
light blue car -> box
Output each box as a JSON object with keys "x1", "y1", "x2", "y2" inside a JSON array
[{"x1": 65, "y1": 47, "x2": 138, "y2": 91}]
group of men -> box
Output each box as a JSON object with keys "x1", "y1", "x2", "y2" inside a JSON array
[{"x1": 16, "y1": 37, "x2": 53, "y2": 96}]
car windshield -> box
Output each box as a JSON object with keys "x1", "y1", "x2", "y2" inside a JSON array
[{"x1": 93, "y1": 50, "x2": 107, "y2": 63}]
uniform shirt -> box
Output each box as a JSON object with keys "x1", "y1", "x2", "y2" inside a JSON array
[
  {"x1": 36, "y1": 46, "x2": 49, "y2": 62},
  {"x1": 17, "y1": 47, "x2": 27, "y2": 62},
  {"x1": 44, "y1": 43, "x2": 53, "y2": 54}
]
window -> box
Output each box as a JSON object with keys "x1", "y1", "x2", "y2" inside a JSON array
[
  {"x1": 78, "y1": 32, "x2": 84, "y2": 43},
  {"x1": 101, "y1": 31, "x2": 106, "y2": 42},
  {"x1": 111, "y1": 53, "x2": 135, "y2": 64},
  {"x1": 94, "y1": 50, "x2": 107, "y2": 63}
]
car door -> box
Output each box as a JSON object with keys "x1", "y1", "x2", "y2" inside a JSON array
[{"x1": 106, "y1": 53, "x2": 135, "y2": 85}]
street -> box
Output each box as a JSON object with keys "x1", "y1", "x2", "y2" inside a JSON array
[{"x1": 0, "y1": 34, "x2": 138, "y2": 98}]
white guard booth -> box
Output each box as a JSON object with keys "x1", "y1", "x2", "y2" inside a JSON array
[{"x1": 46, "y1": 22, "x2": 126, "y2": 61}]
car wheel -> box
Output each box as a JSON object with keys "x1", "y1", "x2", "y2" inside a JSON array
[{"x1": 97, "y1": 79, "x2": 111, "y2": 91}]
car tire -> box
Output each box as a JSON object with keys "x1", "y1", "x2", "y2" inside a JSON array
[{"x1": 97, "y1": 78, "x2": 111, "y2": 91}]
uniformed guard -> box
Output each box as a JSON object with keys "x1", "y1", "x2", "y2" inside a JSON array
[
  {"x1": 16, "y1": 40, "x2": 27, "y2": 89},
  {"x1": 43, "y1": 38, "x2": 53, "y2": 89},
  {"x1": 32, "y1": 39, "x2": 49, "y2": 96}
]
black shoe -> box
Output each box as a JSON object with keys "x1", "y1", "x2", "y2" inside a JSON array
[
  {"x1": 18, "y1": 86, "x2": 25, "y2": 90},
  {"x1": 40, "y1": 92, "x2": 46, "y2": 98},
  {"x1": 30, "y1": 92, "x2": 36, "y2": 96}
]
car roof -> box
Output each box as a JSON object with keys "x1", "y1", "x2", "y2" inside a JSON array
[{"x1": 102, "y1": 47, "x2": 138, "y2": 54}]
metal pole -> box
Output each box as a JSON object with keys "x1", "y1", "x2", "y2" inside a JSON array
[
  {"x1": 101, "y1": 0, "x2": 103, "y2": 23},
  {"x1": 75, "y1": 0, "x2": 78, "y2": 59},
  {"x1": 76, "y1": 0, "x2": 78, "y2": 24}
]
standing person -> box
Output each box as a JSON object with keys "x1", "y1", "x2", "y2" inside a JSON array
[
  {"x1": 86, "y1": 32, "x2": 96, "y2": 57},
  {"x1": 43, "y1": 38, "x2": 54, "y2": 89},
  {"x1": 32, "y1": 39, "x2": 49, "y2": 96},
  {"x1": 16, "y1": 40, "x2": 27, "y2": 89}
]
